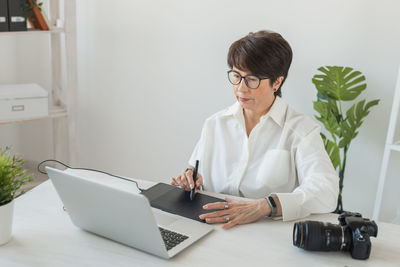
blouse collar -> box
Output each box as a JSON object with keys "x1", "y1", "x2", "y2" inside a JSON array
[{"x1": 222, "y1": 96, "x2": 287, "y2": 128}]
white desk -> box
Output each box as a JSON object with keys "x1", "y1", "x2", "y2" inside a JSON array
[{"x1": 1, "y1": 170, "x2": 400, "y2": 267}]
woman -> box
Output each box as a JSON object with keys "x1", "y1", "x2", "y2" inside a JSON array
[{"x1": 171, "y1": 30, "x2": 339, "y2": 229}]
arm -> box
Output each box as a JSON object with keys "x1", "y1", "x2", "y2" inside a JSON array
[
  {"x1": 172, "y1": 120, "x2": 208, "y2": 191},
  {"x1": 199, "y1": 126, "x2": 338, "y2": 228},
  {"x1": 274, "y1": 126, "x2": 339, "y2": 221},
  {"x1": 199, "y1": 195, "x2": 282, "y2": 229}
]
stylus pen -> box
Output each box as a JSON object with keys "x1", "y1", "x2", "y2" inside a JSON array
[{"x1": 190, "y1": 160, "x2": 199, "y2": 201}]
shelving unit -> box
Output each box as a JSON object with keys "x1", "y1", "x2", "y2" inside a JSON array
[
  {"x1": 0, "y1": 106, "x2": 67, "y2": 125},
  {"x1": 390, "y1": 141, "x2": 400, "y2": 152},
  {"x1": 0, "y1": 0, "x2": 77, "y2": 164},
  {"x1": 373, "y1": 66, "x2": 400, "y2": 222},
  {"x1": 0, "y1": 27, "x2": 65, "y2": 36}
]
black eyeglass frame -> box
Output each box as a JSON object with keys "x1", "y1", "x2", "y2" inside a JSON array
[{"x1": 227, "y1": 70, "x2": 269, "y2": 89}]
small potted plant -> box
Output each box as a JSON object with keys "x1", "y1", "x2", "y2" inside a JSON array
[
  {"x1": 20, "y1": 0, "x2": 49, "y2": 30},
  {"x1": 0, "y1": 147, "x2": 33, "y2": 245}
]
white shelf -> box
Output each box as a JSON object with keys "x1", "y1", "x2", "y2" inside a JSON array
[
  {"x1": 0, "y1": 0, "x2": 76, "y2": 164},
  {"x1": 0, "y1": 106, "x2": 67, "y2": 125},
  {"x1": 373, "y1": 65, "x2": 400, "y2": 221},
  {"x1": 390, "y1": 142, "x2": 400, "y2": 152},
  {"x1": 0, "y1": 28, "x2": 65, "y2": 36}
]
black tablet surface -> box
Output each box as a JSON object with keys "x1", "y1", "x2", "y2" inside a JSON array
[{"x1": 141, "y1": 183, "x2": 225, "y2": 223}]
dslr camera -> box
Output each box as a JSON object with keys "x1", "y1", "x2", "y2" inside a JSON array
[{"x1": 293, "y1": 212, "x2": 378, "y2": 260}]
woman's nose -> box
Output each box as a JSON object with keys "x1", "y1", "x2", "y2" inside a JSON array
[{"x1": 237, "y1": 79, "x2": 250, "y2": 92}]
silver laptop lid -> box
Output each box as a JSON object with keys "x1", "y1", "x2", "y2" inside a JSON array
[{"x1": 46, "y1": 167, "x2": 169, "y2": 258}]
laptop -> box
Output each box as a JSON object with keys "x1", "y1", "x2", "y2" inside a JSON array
[{"x1": 45, "y1": 167, "x2": 213, "y2": 259}]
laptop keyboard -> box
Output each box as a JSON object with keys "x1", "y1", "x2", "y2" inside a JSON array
[{"x1": 159, "y1": 227, "x2": 189, "y2": 251}]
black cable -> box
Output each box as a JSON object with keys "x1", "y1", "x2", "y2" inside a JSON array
[{"x1": 37, "y1": 159, "x2": 143, "y2": 192}]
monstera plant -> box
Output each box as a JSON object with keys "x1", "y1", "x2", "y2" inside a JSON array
[{"x1": 312, "y1": 66, "x2": 379, "y2": 213}]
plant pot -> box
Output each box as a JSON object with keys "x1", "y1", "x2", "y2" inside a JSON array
[
  {"x1": 26, "y1": 0, "x2": 49, "y2": 30},
  {"x1": 0, "y1": 200, "x2": 14, "y2": 245}
]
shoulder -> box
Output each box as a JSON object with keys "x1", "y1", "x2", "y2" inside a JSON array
[
  {"x1": 203, "y1": 102, "x2": 238, "y2": 125},
  {"x1": 284, "y1": 105, "x2": 321, "y2": 139}
]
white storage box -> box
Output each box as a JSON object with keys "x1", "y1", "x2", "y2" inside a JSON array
[{"x1": 0, "y1": 84, "x2": 49, "y2": 121}]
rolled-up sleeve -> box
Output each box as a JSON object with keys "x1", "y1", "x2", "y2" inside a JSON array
[{"x1": 275, "y1": 126, "x2": 339, "y2": 221}]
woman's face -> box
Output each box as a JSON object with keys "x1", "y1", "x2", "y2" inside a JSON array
[{"x1": 232, "y1": 67, "x2": 282, "y2": 114}]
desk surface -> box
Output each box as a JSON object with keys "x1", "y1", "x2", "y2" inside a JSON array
[{"x1": 1, "y1": 170, "x2": 400, "y2": 267}]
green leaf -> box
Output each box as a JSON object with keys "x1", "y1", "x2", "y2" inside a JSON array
[
  {"x1": 320, "y1": 133, "x2": 341, "y2": 170},
  {"x1": 312, "y1": 66, "x2": 367, "y2": 101},
  {"x1": 317, "y1": 92, "x2": 328, "y2": 101},
  {"x1": 365, "y1": 99, "x2": 380, "y2": 110},
  {"x1": 313, "y1": 100, "x2": 341, "y2": 137},
  {"x1": 338, "y1": 99, "x2": 380, "y2": 148}
]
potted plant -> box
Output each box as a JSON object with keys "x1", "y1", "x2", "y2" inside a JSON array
[
  {"x1": 312, "y1": 66, "x2": 379, "y2": 213},
  {"x1": 0, "y1": 147, "x2": 33, "y2": 245},
  {"x1": 20, "y1": 0, "x2": 49, "y2": 30}
]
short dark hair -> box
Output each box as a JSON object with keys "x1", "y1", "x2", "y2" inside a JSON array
[{"x1": 227, "y1": 30, "x2": 293, "y2": 97}]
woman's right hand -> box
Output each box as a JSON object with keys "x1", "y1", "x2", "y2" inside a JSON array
[{"x1": 171, "y1": 167, "x2": 203, "y2": 191}]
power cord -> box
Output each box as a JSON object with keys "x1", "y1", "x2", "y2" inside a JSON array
[{"x1": 37, "y1": 159, "x2": 143, "y2": 193}]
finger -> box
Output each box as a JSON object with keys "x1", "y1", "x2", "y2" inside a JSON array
[
  {"x1": 176, "y1": 175, "x2": 189, "y2": 191},
  {"x1": 221, "y1": 219, "x2": 239, "y2": 229},
  {"x1": 204, "y1": 216, "x2": 231, "y2": 224},
  {"x1": 184, "y1": 170, "x2": 195, "y2": 189},
  {"x1": 199, "y1": 210, "x2": 228, "y2": 220},
  {"x1": 181, "y1": 174, "x2": 191, "y2": 190},
  {"x1": 225, "y1": 197, "x2": 245, "y2": 207},
  {"x1": 176, "y1": 175, "x2": 182, "y2": 185},
  {"x1": 195, "y1": 175, "x2": 203, "y2": 188},
  {"x1": 171, "y1": 177, "x2": 178, "y2": 186},
  {"x1": 225, "y1": 197, "x2": 241, "y2": 205},
  {"x1": 179, "y1": 171, "x2": 190, "y2": 188},
  {"x1": 225, "y1": 197, "x2": 235, "y2": 203},
  {"x1": 180, "y1": 170, "x2": 187, "y2": 178},
  {"x1": 203, "y1": 201, "x2": 227, "y2": 210},
  {"x1": 176, "y1": 174, "x2": 186, "y2": 188}
]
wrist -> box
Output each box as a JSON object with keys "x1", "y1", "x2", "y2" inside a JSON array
[
  {"x1": 260, "y1": 198, "x2": 271, "y2": 217},
  {"x1": 265, "y1": 196, "x2": 277, "y2": 217}
]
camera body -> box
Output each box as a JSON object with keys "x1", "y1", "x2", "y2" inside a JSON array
[
  {"x1": 293, "y1": 212, "x2": 378, "y2": 260},
  {"x1": 338, "y1": 212, "x2": 378, "y2": 259}
]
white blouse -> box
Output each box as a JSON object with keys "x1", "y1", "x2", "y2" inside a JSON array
[{"x1": 189, "y1": 97, "x2": 339, "y2": 221}]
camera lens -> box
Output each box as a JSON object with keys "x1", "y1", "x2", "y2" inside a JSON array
[{"x1": 293, "y1": 221, "x2": 351, "y2": 251}]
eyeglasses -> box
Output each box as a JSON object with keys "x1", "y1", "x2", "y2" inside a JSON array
[{"x1": 227, "y1": 70, "x2": 268, "y2": 89}]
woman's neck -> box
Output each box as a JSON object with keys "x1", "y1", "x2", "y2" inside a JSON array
[
  {"x1": 243, "y1": 97, "x2": 276, "y2": 136},
  {"x1": 244, "y1": 97, "x2": 275, "y2": 122}
]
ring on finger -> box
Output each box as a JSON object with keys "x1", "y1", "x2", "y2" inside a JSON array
[
  {"x1": 224, "y1": 202, "x2": 229, "y2": 209},
  {"x1": 225, "y1": 216, "x2": 230, "y2": 222}
]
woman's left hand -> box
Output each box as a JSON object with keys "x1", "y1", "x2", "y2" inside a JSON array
[{"x1": 199, "y1": 197, "x2": 271, "y2": 229}]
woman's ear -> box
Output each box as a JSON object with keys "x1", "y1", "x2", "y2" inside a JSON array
[{"x1": 273, "y1": 76, "x2": 284, "y2": 90}]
